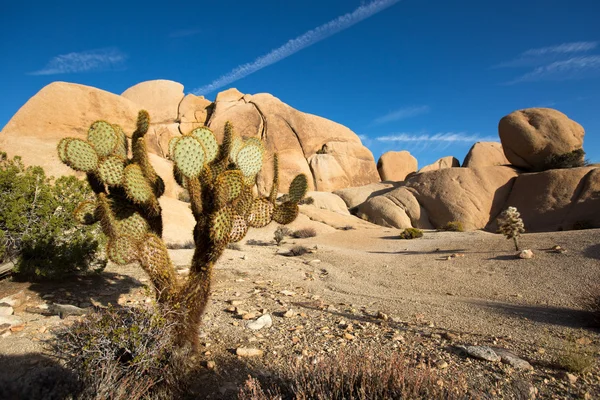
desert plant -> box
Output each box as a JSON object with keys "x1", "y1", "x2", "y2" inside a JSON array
[
  {"x1": 289, "y1": 245, "x2": 311, "y2": 256},
  {"x1": 497, "y1": 206, "x2": 525, "y2": 251},
  {"x1": 554, "y1": 345, "x2": 595, "y2": 374},
  {"x1": 274, "y1": 226, "x2": 291, "y2": 246},
  {"x1": 441, "y1": 221, "x2": 464, "y2": 232},
  {"x1": 542, "y1": 148, "x2": 588, "y2": 170},
  {"x1": 399, "y1": 228, "x2": 423, "y2": 239},
  {"x1": 0, "y1": 152, "x2": 106, "y2": 279},
  {"x1": 57, "y1": 111, "x2": 307, "y2": 349},
  {"x1": 292, "y1": 227, "x2": 317, "y2": 238}
]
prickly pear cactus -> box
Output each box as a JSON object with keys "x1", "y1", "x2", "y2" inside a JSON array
[{"x1": 58, "y1": 111, "x2": 308, "y2": 350}]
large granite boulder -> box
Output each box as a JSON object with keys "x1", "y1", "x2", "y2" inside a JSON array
[
  {"x1": 334, "y1": 182, "x2": 398, "y2": 209},
  {"x1": 377, "y1": 151, "x2": 417, "y2": 181},
  {"x1": 498, "y1": 108, "x2": 585, "y2": 171},
  {"x1": 463, "y1": 142, "x2": 509, "y2": 168},
  {"x1": 303, "y1": 191, "x2": 351, "y2": 215},
  {"x1": 121, "y1": 80, "x2": 184, "y2": 124},
  {"x1": 357, "y1": 187, "x2": 432, "y2": 229},
  {"x1": 418, "y1": 156, "x2": 460, "y2": 173}
]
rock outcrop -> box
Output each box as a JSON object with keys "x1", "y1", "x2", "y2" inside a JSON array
[
  {"x1": 418, "y1": 156, "x2": 460, "y2": 173},
  {"x1": 463, "y1": 142, "x2": 509, "y2": 168},
  {"x1": 121, "y1": 80, "x2": 184, "y2": 124},
  {"x1": 498, "y1": 108, "x2": 585, "y2": 171},
  {"x1": 377, "y1": 151, "x2": 418, "y2": 181},
  {"x1": 334, "y1": 182, "x2": 398, "y2": 210}
]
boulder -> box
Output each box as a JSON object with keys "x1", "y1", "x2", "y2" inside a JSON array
[
  {"x1": 160, "y1": 197, "x2": 195, "y2": 246},
  {"x1": 498, "y1": 166, "x2": 600, "y2": 232},
  {"x1": 357, "y1": 186, "x2": 433, "y2": 229},
  {"x1": 148, "y1": 154, "x2": 184, "y2": 199},
  {"x1": 418, "y1": 156, "x2": 460, "y2": 173},
  {"x1": 121, "y1": 80, "x2": 184, "y2": 124},
  {"x1": 299, "y1": 206, "x2": 377, "y2": 230},
  {"x1": 463, "y1": 142, "x2": 509, "y2": 168},
  {"x1": 404, "y1": 166, "x2": 519, "y2": 230},
  {"x1": 178, "y1": 94, "x2": 213, "y2": 133},
  {"x1": 0, "y1": 82, "x2": 139, "y2": 179},
  {"x1": 334, "y1": 182, "x2": 398, "y2": 209},
  {"x1": 308, "y1": 154, "x2": 350, "y2": 191},
  {"x1": 145, "y1": 123, "x2": 180, "y2": 158},
  {"x1": 377, "y1": 151, "x2": 418, "y2": 181},
  {"x1": 303, "y1": 191, "x2": 350, "y2": 215},
  {"x1": 498, "y1": 108, "x2": 585, "y2": 171}
]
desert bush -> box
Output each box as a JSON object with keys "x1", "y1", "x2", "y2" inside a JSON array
[
  {"x1": 238, "y1": 348, "x2": 467, "y2": 399},
  {"x1": 554, "y1": 346, "x2": 595, "y2": 374},
  {"x1": 274, "y1": 226, "x2": 292, "y2": 246},
  {"x1": 542, "y1": 148, "x2": 588, "y2": 170},
  {"x1": 227, "y1": 242, "x2": 243, "y2": 251},
  {"x1": 289, "y1": 245, "x2": 311, "y2": 256},
  {"x1": 53, "y1": 304, "x2": 190, "y2": 399},
  {"x1": 0, "y1": 152, "x2": 106, "y2": 279},
  {"x1": 177, "y1": 190, "x2": 191, "y2": 203},
  {"x1": 497, "y1": 206, "x2": 525, "y2": 251},
  {"x1": 337, "y1": 225, "x2": 355, "y2": 231},
  {"x1": 441, "y1": 221, "x2": 464, "y2": 232},
  {"x1": 399, "y1": 228, "x2": 423, "y2": 239},
  {"x1": 292, "y1": 227, "x2": 317, "y2": 238},
  {"x1": 298, "y1": 196, "x2": 314, "y2": 205}
]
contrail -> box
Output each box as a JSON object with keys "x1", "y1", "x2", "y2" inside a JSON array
[{"x1": 192, "y1": 0, "x2": 401, "y2": 96}]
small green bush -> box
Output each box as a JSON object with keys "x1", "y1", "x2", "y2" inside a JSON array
[
  {"x1": 292, "y1": 227, "x2": 317, "y2": 238},
  {"x1": 542, "y1": 148, "x2": 587, "y2": 170},
  {"x1": 441, "y1": 221, "x2": 464, "y2": 232},
  {"x1": 0, "y1": 153, "x2": 106, "y2": 279},
  {"x1": 398, "y1": 228, "x2": 423, "y2": 239}
]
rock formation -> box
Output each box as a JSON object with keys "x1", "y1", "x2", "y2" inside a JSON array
[
  {"x1": 462, "y1": 142, "x2": 509, "y2": 168},
  {"x1": 377, "y1": 150, "x2": 418, "y2": 181},
  {"x1": 418, "y1": 156, "x2": 460, "y2": 173}
]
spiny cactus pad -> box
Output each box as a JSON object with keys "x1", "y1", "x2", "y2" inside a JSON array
[
  {"x1": 88, "y1": 120, "x2": 118, "y2": 157},
  {"x1": 191, "y1": 127, "x2": 218, "y2": 163},
  {"x1": 73, "y1": 201, "x2": 98, "y2": 225},
  {"x1": 65, "y1": 139, "x2": 99, "y2": 172},
  {"x1": 123, "y1": 164, "x2": 154, "y2": 205},
  {"x1": 112, "y1": 124, "x2": 129, "y2": 158},
  {"x1": 98, "y1": 156, "x2": 125, "y2": 186},
  {"x1": 273, "y1": 201, "x2": 299, "y2": 225},
  {"x1": 233, "y1": 186, "x2": 254, "y2": 217},
  {"x1": 168, "y1": 137, "x2": 180, "y2": 160},
  {"x1": 209, "y1": 208, "x2": 233, "y2": 246},
  {"x1": 229, "y1": 135, "x2": 244, "y2": 163},
  {"x1": 173, "y1": 135, "x2": 206, "y2": 178},
  {"x1": 229, "y1": 214, "x2": 249, "y2": 242},
  {"x1": 115, "y1": 210, "x2": 150, "y2": 240},
  {"x1": 247, "y1": 199, "x2": 274, "y2": 228},
  {"x1": 107, "y1": 235, "x2": 138, "y2": 265},
  {"x1": 288, "y1": 174, "x2": 309, "y2": 203},
  {"x1": 57, "y1": 138, "x2": 72, "y2": 163},
  {"x1": 215, "y1": 171, "x2": 243, "y2": 207},
  {"x1": 136, "y1": 110, "x2": 150, "y2": 135},
  {"x1": 237, "y1": 143, "x2": 264, "y2": 178}
]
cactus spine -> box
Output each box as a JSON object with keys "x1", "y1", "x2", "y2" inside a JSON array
[{"x1": 58, "y1": 112, "x2": 308, "y2": 350}]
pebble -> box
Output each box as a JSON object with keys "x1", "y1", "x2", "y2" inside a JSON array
[
  {"x1": 519, "y1": 249, "x2": 534, "y2": 259},
  {"x1": 236, "y1": 347, "x2": 264, "y2": 357},
  {"x1": 283, "y1": 309, "x2": 296, "y2": 318},
  {"x1": 0, "y1": 305, "x2": 14, "y2": 316},
  {"x1": 376, "y1": 311, "x2": 389, "y2": 321},
  {"x1": 247, "y1": 314, "x2": 273, "y2": 331},
  {"x1": 442, "y1": 332, "x2": 458, "y2": 341},
  {"x1": 280, "y1": 290, "x2": 296, "y2": 296},
  {"x1": 205, "y1": 360, "x2": 216, "y2": 369},
  {"x1": 230, "y1": 300, "x2": 244, "y2": 306},
  {"x1": 435, "y1": 360, "x2": 449, "y2": 369},
  {"x1": 560, "y1": 372, "x2": 577, "y2": 385},
  {"x1": 0, "y1": 315, "x2": 22, "y2": 326},
  {"x1": 242, "y1": 312, "x2": 258, "y2": 320},
  {"x1": 463, "y1": 345, "x2": 501, "y2": 362}
]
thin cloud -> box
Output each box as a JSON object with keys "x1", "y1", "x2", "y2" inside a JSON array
[
  {"x1": 169, "y1": 28, "x2": 202, "y2": 38},
  {"x1": 30, "y1": 48, "x2": 126, "y2": 75},
  {"x1": 494, "y1": 41, "x2": 597, "y2": 68},
  {"x1": 192, "y1": 0, "x2": 401, "y2": 95},
  {"x1": 372, "y1": 105, "x2": 430, "y2": 125},
  {"x1": 377, "y1": 132, "x2": 498, "y2": 143},
  {"x1": 506, "y1": 55, "x2": 600, "y2": 84}
]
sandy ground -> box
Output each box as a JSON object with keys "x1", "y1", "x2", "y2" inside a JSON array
[{"x1": 1, "y1": 215, "x2": 599, "y2": 398}]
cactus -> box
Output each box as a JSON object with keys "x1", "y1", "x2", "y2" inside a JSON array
[
  {"x1": 497, "y1": 206, "x2": 525, "y2": 251},
  {"x1": 58, "y1": 110, "x2": 307, "y2": 350}
]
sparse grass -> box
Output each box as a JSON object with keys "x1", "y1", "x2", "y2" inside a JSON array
[
  {"x1": 274, "y1": 226, "x2": 292, "y2": 246},
  {"x1": 292, "y1": 228, "x2": 317, "y2": 239},
  {"x1": 541, "y1": 148, "x2": 588, "y2": 171},
  {"x1": 440, "y1": 221, "x2": 464, "y2": 232},
  {"x1": 288, "y1": 245, "x2": 311, "y2": 257},
  {"x1": 554, "y1": 346, "x2": 595, "y2": 374},
  {"x1": 166, "y1": 241, "x2": 195, "y2": 250},
  {"x1": 399, "y1": 228, "x2": 423, "y2": 240},
  {"x1": 298, "y1": 196, "x2": 314, "y2": 205},
  {"x1": 237, "y1": 348, "x2": 468, "y2": 399}
]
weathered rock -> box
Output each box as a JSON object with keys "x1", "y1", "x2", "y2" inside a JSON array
[
  {"x1": 498, "y1": 108, "x2": 585, "y2": 171},
  {"x1": 247, "y1": 314, "x2": 273, "y2": 330},
  {"x1": 121, "y1": 80, "x2": 184, "y2": 124},
  {"x1": 148, "y1": 154, "x2": 185, "y2": 199},
  {"x1": 463, "y1": 142, "x2": 509, "y2": 168},
  {"x1": 0, "y1": 292, "x2": 25, "y2": 308},
  {"x1": 303, "y1": 191, "x2": 350, "y2": 215},
  {"x1": 178, "y1": 94, "x2": 212, "y2": 132},
  {"x1": 299, "y1": 206, "x2": 377, "y2": 230},
  {"x1": 145, "y1": 123, "x2": 180, "y2": 159},
  {"x1": 308, "y1": 154, "x2": 351, "y2": 191},
  {"x1": 519, "y1": 249, "x2": 534, "y2": 259},
  {"x1": 0, "y1": 305, "x2": 14, "y2": 316},
  {"x1": 0, "y1": 315, "x2": 21, "y2": 327},
  {"x1": 493, "y1": 348, "x2": 533, "y2": 370},
  {"x1": 377, "y1": 151, "x2": 418, "y2": 181},
  {"x1": 357, "y1": 186, "x2": 433, "y2": 229},
  {"x1": 48, "y1": 303, "x2": 89, "y2": 318},
  {"x1": 334, "y1": 182, "x2": 398, "y2": 210},
  {"x1": 160, "y1": 197, "x2": 195, "y2": 246},
  {"x1": 418, "y1": 156, "x2": 460, "y2": 173},
  {"x1": 236, "y1": 347, "x2": 264, "y2": 357},
  {"x1": 499, "y1": 166, "x2": 600, "y2": 232},
  {"x1": 0, "y1": 82, "x2": 139, "y2": 179},
  {"x1": 464, "y1": 345, "x2": 501, "y2": 362}
]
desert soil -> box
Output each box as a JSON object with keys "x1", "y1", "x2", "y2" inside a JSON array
[{"x1": 1, "y1": 220, "x2": 599, "y2": 399}]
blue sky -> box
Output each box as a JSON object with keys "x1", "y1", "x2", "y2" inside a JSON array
[{"x1": 1, "y1": 0, "x2": 599, "y2": 168}]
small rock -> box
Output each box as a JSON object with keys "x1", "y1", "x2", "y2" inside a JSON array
[
  {"x1": 0, "y1": 305, "x2": 14, "y2": 316},
  {"x1": 519, "y1": 249, "x2": 534, "y2": 259},
  {"x1": 10, "y1": 324, "x2": 25, "y2": 332},
  {"x1": 376, "y1": 311, "x2": 389, "y2": 321},
  {"x1": 0, "y1": 315, "x2": 22, "y2": 327},
  {"x1": 283, "y1": 309, "x2": 296, "y2": 318},
  {"x1": 435, "y1": 360, "x2": 449, "y2": 369},
  {"x1": 242, "y1": 312, "x2": 258, "y2": 320},
  {"x1": 560, "y1": 372, "x2": 577, "y2": 384},
  {"x1": 230, "y1": 300, "x2": 244, "y2": 306},
  {"x1": 236, "y1": 347, "x2": 263, "y2": 357},
  {"x1": 280, "y1": 290, "x2": 296, "y2": 296},
  {"x1": 575, "y1": 337, "x2": 592, "y2": 345},
  {"x1": 463, "y1": 346, "x2": 501, "y2": 362},
  {"x1": 343, "y1": 333, "x2": 355, "y2": 340},
  {"x1": 247, "y1": 314, "x2": 273, "y2": 331},
  {"x1": 493, "y1": 348, "x2": 533, "y2": 371},
  {"x1": 205, "y1": 360, "x2": 216, "y2": 370},
  {"x1": 442, "y1": 332, "x2": 458, "y2": 341},
  {"x1": 0, "y1": 292, "x2": 24, "y2": 307}
]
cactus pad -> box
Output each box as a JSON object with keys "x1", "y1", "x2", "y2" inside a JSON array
[
  {"x1": 288, "y1": 174, "x2": 309, "y2": 203},
  {"x1": 107, "y1": 235, "x2": 138, "y2": 265},
  {"x1": 168, "y1": 136, "x2": 180, "y2": 160},
  {"x1": 247, "y1": 199, "x2": 274, "y2": 228},
  {"x1": 233, "y1": 186, "x2": 254, "y2": 217},
  {"x1": 229, "y1": 135, "x2": 244, "y2": 163},
  {"x1": 229, "y1": 214, "x2": 248, "y2": 242},
  {"x1": 57, "y1": 138, "x2": 72, "y2": 163},
  {"x1": 136, "y1": 110, "x2": 150, "y2": 136},
  {"x1": 273, "y1": 202, "x2": 299, "y2": 225},
  {"x1": 209, "y1": 208, "x2": 232, "y2": 246},
  {"x1": 65, "y1": 139, "x2": 99, "y2": 172},
  {"x1": 191, "y1": 127, "x2": 218, "y2": 163},
  {"x1": 123, "y1": 164, "x2": 154, "y2": 205},
  {"x1": 88, "y1": 120, "x2": 118, "y2": 157},
  {"x1": 237, "y1": 143, "x2": 264, "y2": 178},
  {"x1": 215, "y1": 170, "x2": 243, "y2": 206},
  {"x1": 98, "y1": 156, "x2": 125, "y2": 186},
  {"x1": 112, "y1": 124, "x2": 129, "y2": 158},
  {"x1": 73, "y1": 201, "x2": 97, "y2": 225},
  {"x1": 115, "y1": 211, "x2": 150, "y2": 240},
  {"x1": 173, "y1": 135, "x2": 206, "y2": 178}
]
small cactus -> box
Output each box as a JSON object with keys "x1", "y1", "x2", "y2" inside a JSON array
[
  {"x1": 58, "y1": 111, "x2": 308, "y2": 350},
  {"x1": 497, "y1": 206, "x2": 525, "y2": 251}
]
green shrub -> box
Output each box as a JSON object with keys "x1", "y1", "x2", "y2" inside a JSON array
[
  {"x1": 0, "y1": 152, "x2": 106, "y2": 279},
  {"x1": 542, "y1": 148, "x2": 587, "y2": 170},
  {"x1": 441, "y1": 221, "x2": 464, "y2": 232},
  {"x1": 398, "y1": 228, "x2": 423, "y2": 239}
]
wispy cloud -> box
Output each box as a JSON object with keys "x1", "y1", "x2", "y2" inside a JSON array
[
  {"x1": 192, "y1": 0, "x2": 401, "y2": 95},
  {"x1": 506, "y1": 55, "x2": 600, "y2": 84},
  {"x1": 372, "y1": 105, "x2": 430, "y2": 125},
  {"x1": 169, "y1": 28, "x2": 202, "y2": 38},
  {"x1": 494, "y1": 41, "x2": 598, "y2": 68},
  {"x1": 30, "y1": 48, "x2": 126, "y2": 75},
  {"x1": 377, "y1": 132, "x2": 497, "y2": 143}
]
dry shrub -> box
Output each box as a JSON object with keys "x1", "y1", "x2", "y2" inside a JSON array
[
  {"x1": 399, "y1": 228, "x2": 423, "y2": 239},
  {"x1": 441, "y1": 221, "x2": 464, "y2": 232},
  {"x1": 177, "y1": 190, "x2": 191, "y2": 203},
  {"x1": 292, "y1": 227, "x2": 317, "y2": 238},
  {"x1": 227, "y1": 242, "x2": 243, "y2": 251},
  {"x1": 289, "y1": 245, "x2": 311, "y2": 257},
  {"x1": 52, "y1": 304, "x2": 192, "y2": 399},
  {"x1": 238, "y1": 349, "x2": 469, "y2": 399},
  {"x1": 554, "y1": 346, "x2": 595, "y2": 374},
  {"x1": 298, "y1": 196, "x2": 314, "y2": 205},
  {"x1": 274, "y1": 226, "x2": 292, "y2": 245},
  {"x1": 542, "y1": 148, "x2": 587, "y2": 170},
  {"x1": 166, "y1": 240, "x2": 195, "y2": 250}
]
